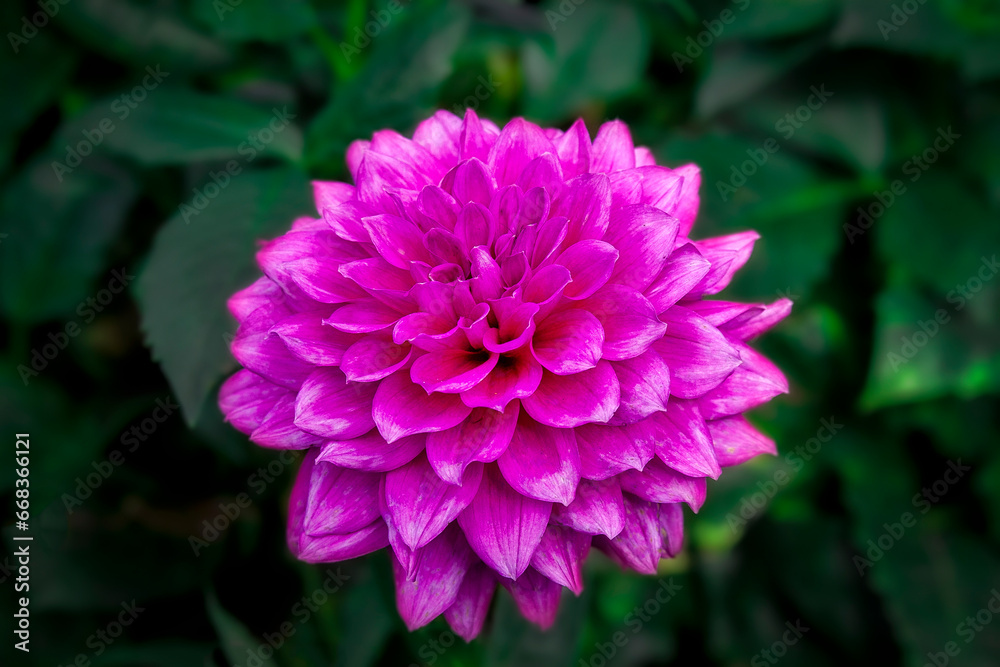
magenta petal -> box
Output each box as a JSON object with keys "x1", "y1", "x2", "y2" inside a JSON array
[
  {"x1": 503, "y1": 567, "x2": 563, "y2": 629},
  {"x1": 228, "y1": 277, "x2": 282, "y2": 322},
  {"x1": 516, "y1": 152, "x2": 564, "y2": 192},
  {"x1": 230, "y1": 331, "x2": 313, "y2": 390},
  {"x1": 482, "y1": 302, "x2": 539, "y2": 354},
  {"x1": 324, "y1": 201, "x2": 373, "y2": 243},
  {"x1": 372, "y1": 371, "x2": 473, "y2": 443},
  {"x1": 303, "y1": 460, "x2": 382, "y2": 535},
  {"x1": 553, "y1": 118, "x2": 592, "y2": 178},
  {"x1": 531, "y1": 308, "x2": 604, "y2": 375},
  {"x1": 498, "y1": 413, "x2": 580, "y2": 505},
  {"x1": 591, "y1": 120, "x2": 635, "y2": 173},
  {"x1": 688, "y1": 230, "x2": 759, "y2": 297},
  {"x1": 416, "y1": 185, "x2": 461, "y2": 231},
  {"x1": 488, "y1": 118, "x2": 556, "y2": 188},
  {"x1": 697, "y1": 343, "x2": 789, "y2": 419},
  {"x1": 603, "y1": 204, "x2": 680, "y2": 291},
  {"x1": 720, "y1": 298, "x2": 792, "y2": 341},
  {"x1": 529, "y1": 525, "x2": 591, "y2": 594},
  {"x1": 522, "y1": 264, "x2": 572, "y2": 311},
  {"x1": 325, "y1": 301, "x2": 404, "y2": 333},
  {"x1": 461, "y1": 347, "x2": 543, "y2": 412},
  {"x1": 665, "y1": 164, "x2": 701, "y2": 236},
  {"x1": 410, "y1": 349, "x2": 498, "y2": 394},
  {"x1": 649, "y1": 400, "x2": 721, "y2": 479},
  {"x1": 551, "y1": 173, "x2": 611, "y2": 243},
  {"x1": 556, "y1": 240, "x2": 619, "y2": 300},
  {"x1": 426, "y1": 405, "x2": 519, "y2": 484},
  {"x1": 593, "y1": 493, "x2": 667, "y2": 575},
  {"x1": 551, "y1": 477, "x2": 625, "y2": 539},
  {"x1": 270, "y1": 311, "x2": 358, "y2": 366},
  {"x1": 575, "y1": 420, "x2": 656, "y2": 480},
  {"x1": 659, "y1": 502, "x2": 685, "y2": 558},
  {"x1": 356, "y1": 151, "x2": 431, "y2": 209},
  {"x1": 619, "y1": 457, "x2": 707, "y2": 511},
  {"x1": 294, "y1": 367, "x2": 376, "y2": 439},
  {"x1": 522, "y1": 361, "x2": 620, "y2": 428},
  {"x1": 457, "y1": 465, "x2": 552, "y2": 580},
  {"x1": 644, "y1": 243, "x2": 712, "y2": 313},
  {"x1": 312, "y1": 180, "x2": 354, "y2": 216},
  {"x1": 250, "y1": 394, "x2": 320, "y2": 449},
  {"x1": 384, "y1": 452, "x2": 484, "y2": 550},
  {"x1": 655, "y1": 306, "x2": 741, "y2": 398},
  {"x1": 393, "y1": 524, "x2": 473, "y2": 630},
  {"x1": 319, "y1": 430, "x2": 425, "y2": 472},
  {"x1": 340, "y1": 332, "x2": 412, "y2": 382},
  {"x1": 219, "y1": 369, "x2": 290, "y2": 435},
  {"x1": 708, "y1": 415, "x2": 777, "y2": 466},
  {"x1": 339, "y1": 257, "x2": 415, "y2": 292},
  {"x1": 609, "y1": 350, "x2": 671, "y2": 425},
  {"x1": 282, "y1": 256, "x2": 368, "y2": 303},
  {"x1": 445, "y1": 562, "x2": 496, "y2": 641},
  {"x1": 580, "y1": 285, "x2": 666, "y2": 361},
  {"x1": 362, "y1": 214, "x2": 432, "y2": 269}
]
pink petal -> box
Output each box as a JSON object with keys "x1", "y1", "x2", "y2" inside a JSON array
[
  {"x1": 687, "y1": 230, "x2": 759, "y2": 297},
  {"x1": 312, "y1": 180, "x2": 354, "y2": 216},
  {"x1": 393, "y1": 524, "x2": 474, "y2": 630},
  {"x1": 531, "y1": 308, "x2": 604, "y2": 375},
  {"x1": 416, "y1": 185, "x2": 461, "y2": 232},
  {"x1": 356, "y1": 151, "x2": 431, "y2": 210},
  {"x1": 644, "y1": 243, "x2": 711, "y2": 313},
  {"x1": 318, "y1": 430, "x2": 425, "y2": 472},
  {"x1": 384, "y1": 452, "x2": 484, "y2": 551},
  {"x1": 325, "y1": 300, "x2": 404, "y2": 334},
  {"x1": 590, "y1": 120, "x2": 635, "y2": 173},
  {"x1": 522, "y1": 361, "x2": 620, "y2": 428},
  {"x1": 497, "y1": 413, "x2": 580, "y2": 505},
  {"x1": 230, "y1": 331, "x2": 313, "y2": 390},
  {"x1": 426, "y1": 405, "x2": 519, "y2": 485},
  {"x1": 270, "y1": 310, "x2": 358, "y2": 366},
  {"x1": 634, "y1": 146, "x2": 656, "y2": 167},
  {"x1": 553, "y1": 118, "x2": 592, "y2": 178},
  {"x1": 228, "y1": 277, "x2": 282, "y2": 322},
  {"x1": 461, "y1": 347, "x2": 543, "y2": 412},
  {"x1": 664, "y1": 164, "x2": 701, "y2": 236},
  {"x1": 482, "y1": 302, "x2": 539, "y2": 354},
  {"x1": 294, "y1": 367, "x2": 376, "y2": 439},
  {"x1": 457, "y1": 465, "x2": 552, "y2": 580},
  {"x1": 529, "y1": 525, "x2": 591, "y2": 594},
  {"x1": 648, "y1": 400, "x2": 721, "y2": 479},
  {"x1": 488, "y1": 118, "x2": 556, "y2": 188},
  {"x1": 708, "y1": 415, "x2": 777, "y2": 466},
  {"x1": 697, "y1": 343, "x2": 789, "y2": 419},
  {"x1": 603, "y1": 204, "x2": 680, "y2": 291},
  {"x1": 608, "y1": 350, "x2": 671, "y2": 425},
  {"x1": 339, "y1": 257, "x2": 415, "y2": 293},
  {"x1": 324, "y1": 200, "x2": 373, "y2": 243},
  {"x1": 719, "y1": 298, "x2": 792, "y2": 341},
  {"x1": 580, "y1": 285, "x2": 666, "y2": 361},
  {"x1": 340, "y1": 332, "x2": 412, "y2": 382},
  {"x1": 219, "y1": 369, "x2": 290, "y2": 435},
  {"x1": 372, "y1": 371, "x2": 473, "y2": 443},
  {"x1": 504, "y1": 567, "x2": 563, "y2": 629},
  {"x1": 362, "y1": 214, "x2": 432, "y2": 269},
  {"x1": 516, "y1": 153, "x2": 564, "y2": 192},
  {"x1": 551, "y1": 173, "x2": 611, "y2": 244},
  {"x1": 593, "y1": 493, "x2": 668, "y2": 574},
  {"x1": 250, "y1": 394, "x2": 320, "y2": 449},
  {"x1": 575, "y1": 420, "x2": 656, "y2": 480},
  {"x1": 445, "y1": 562, "x2": 496, "y2": 641},
  {"x1": 619, "y1": 457, "x2": 707, "y2": 510},
  {"x1": 302, "y1": 460, "x2": 382, "y2": 535},
  {"x1": 556, "y1": 240, "x2": 619, "y2": 300},
  {"x1": 551, "y1": 477, "x2": 625, "y2": 539},
  {"x1": 410, "y1": 349, "x2": 499, "y2": 393},
  {"x1": 459, "y1": 108, "x2": 500, "y2": 162},
  {"x1": 654, "y1": 306, "x2": 741, "y2": 398}
]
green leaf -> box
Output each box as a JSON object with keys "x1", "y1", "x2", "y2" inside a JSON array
[
  {"x1": 486, "y1": 588, "x2": 588, "y2": 667},
  {"x1": 207, "y1": 589, "x2": 279, "y2": 667},
  {"x1": 0, "y1": 155, "x2": 138, "y2": 323},
  {"x1": 720, "y1": 0, "x2": 840, "y2": 41},
  {"x1": 193, "y1": 0, "x2": 317, "y2": 43},
  {"x1": 521, "y1": 0, "x2": 649, "y2": 122},
  {"x1": 55, "y1": 0, "x2": 232, "y2": 70},
  {"x1": 56, "y1": 89, "x2": 302, "y2": 167},
  {"x1": 306, "y1": 2, "x2": 470, "y2": 173},
  {"x1": 136, "y1": 167, "x2": 313, "y2": 426}
]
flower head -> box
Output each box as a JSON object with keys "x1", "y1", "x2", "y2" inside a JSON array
[{"x1": 219, "y1": 110, "x2": 790, "y2": 638}]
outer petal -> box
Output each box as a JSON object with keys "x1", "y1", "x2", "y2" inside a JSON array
[
  {"x1": 457, "y1": 465, "x2": 552, "y2": 580},
  {"x1": 590, "y1": 120, "x2": 635, "y2": 173},
  {"x1": 579, "y1": 285, "x2": 666, "y2": 361},
  {"x1": 318, "y1": 431, "x2": 425, "y2": 472},
  {"x1": 384, "y1": 453, "x2": 484, "y2": 551},
  {"x1": 575, "y1": 420, "x2": 656, "y2": 480},
  {"x1": 603, "y1": 204, "x2": 680, "y2": 291},
  {"x1": 372, "y1": 371, "x2": 473, "y2": 443},
  {"x1": 522, "y1": 361, "x2": 620, "y2": 428},
  {"x1": 551, "y1": 477, "x2": 625, "y2": 539},
  {"x1": 497, "y1": 414, "x2": 581, "y2": 505},
  {"x1": 426, "y1": 404, "x2": 520, "y2": 485},
  {"x1": 302, "y1": 461, "x2": 382, "y2": 536},
  {"x1": 609, "y1": 351, "x2": 671, "y2": 425},
  {"x1": 294, "y1": 367, "x2": 376, "y2": 440},
  {"x1": 687, "y1": 230, "x2": 759, "y2": 297},
  {"x1": 551, "y1": 173, "x2": 611, "y2": 244},
  {"x1": 270, "y1": 310, "x2": 358, "y2": 366},
  {"x1": 219, "y1": 369, "x2": 289, "y2": 435},
  {"x1": 644, "y1": 244, "x2": 711, "y2": 313},
  {"x1": 529, "y1": 525, "x2": 591, "y2": 594},
  {"x1": 708, "y1": 415, "x2": 777, "y2": 466},
  {"x1": 503, "y1": 568, "x2": 562, "y2": 630},
  {"x1": 649, "y1": 400, "x2": 721, "y2": 479},
  {"x1": 593, "y1": 494, "x2": 676, "y2": 574},
  {"x1": 487, "y1": 118, "x2": 556, "y2": 188},
  {"x1": 696, "y1": 343, "x2": 789, "y2": 419},
  {"x1": 445, "y1": 562, "x2": 496, "y2": 642},
  {"x1": 392, "y1": 524, "x2": 474, "y2": 630},
  {"x1": 619, "y1": 457, "x2": 707, "y2": 511},
  {"x1": 654, "y1": 306, "x2": 741, "y2": 398}
]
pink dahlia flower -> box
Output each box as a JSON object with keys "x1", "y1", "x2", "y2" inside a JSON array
[{"x1": 219, "y1": 110, "x2": 790, "y2": 638}]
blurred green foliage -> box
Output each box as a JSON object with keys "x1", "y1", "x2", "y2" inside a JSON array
[{"x1": 1, "y1": 0, "x2": 999, "y2": 665}]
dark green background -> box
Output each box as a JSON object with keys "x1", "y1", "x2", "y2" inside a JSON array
[{"x1": 2, "y1": 0, "x2": 1000, "y2": 665}]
